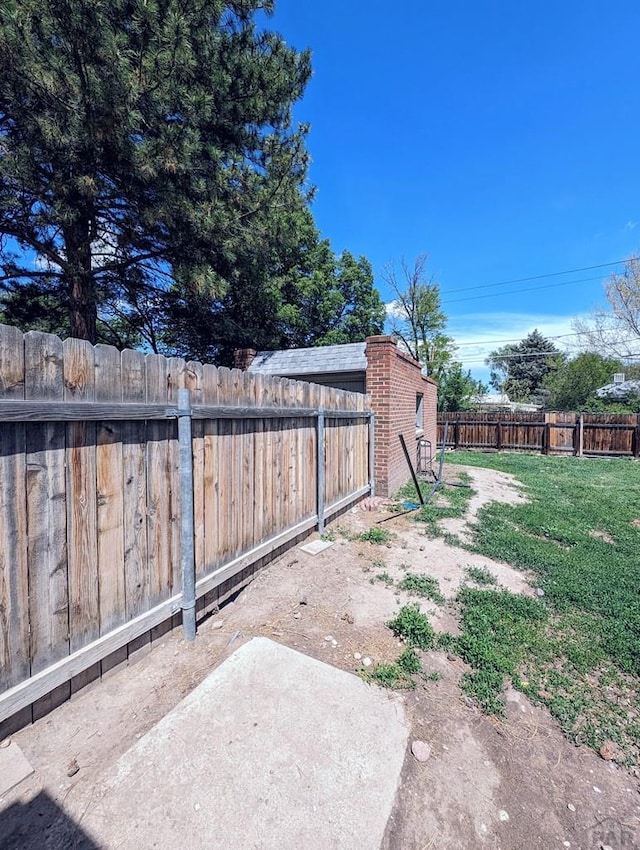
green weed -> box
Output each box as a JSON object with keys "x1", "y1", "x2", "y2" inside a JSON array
[
  {"x1": 370, "y1": 571, "x2": 394, "y2": 586},
  {"x1": 358, "y1": 527, "x2": 392, "y2": 545},
  {"x1": 466, "y1": 565, "x2": 498, "y2": 586},
  {"x1": 398, "y1": 573, "x2": 445, "y2": 603},
  {"x1": 387, "y1": 604, "x2": 436, "y2": 650}
]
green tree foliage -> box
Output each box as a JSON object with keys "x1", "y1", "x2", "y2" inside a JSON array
[
  {"x1": 487, "y1": 330, "x2": 563, "y2": 402},
  {"x1": 159, "y1": 208, "x2": 386, "y2": 364},
  {"x1": 0, "y1": 0, "x2": 311, "y2": 343},
  {"x1": 385, "y1": 255, "x2": 454, "y2": 381},
  {"x1": 543, "y1": 352, "x2": 624, "y2": 410},
  {"x1": 437, "y1": 362, "x2": 486, "y2": 412}
]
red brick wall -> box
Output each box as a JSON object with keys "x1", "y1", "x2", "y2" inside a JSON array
[
  {"x1": 365, "y1": 336, "x2": 438, "y2": 497},
  {"x1": 233, "y1": 348, "x2": 257, "y2": 370}
]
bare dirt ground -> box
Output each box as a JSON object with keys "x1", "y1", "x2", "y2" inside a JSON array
[{"x1": 2, "y1": 465, "x2": 639, "y2": 849}]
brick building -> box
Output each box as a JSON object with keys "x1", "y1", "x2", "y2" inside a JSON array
[{"x1": 234, "y1": 336, "x2": 437, "y2": 497}]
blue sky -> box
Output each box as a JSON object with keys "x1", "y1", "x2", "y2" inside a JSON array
[{"x1": 270, "y1": 1, "x2": 640, "y2": 382}]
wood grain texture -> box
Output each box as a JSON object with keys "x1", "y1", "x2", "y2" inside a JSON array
[
  {"x1": 145, "y1": 354, "x2": 172, "y2": 606},
  {"x1": 0, "y1": 326, "x2": 29, "y2": 691},
  {"x1": 187, "y1": 362, "x2": 205, "y2": 579},
  {"x1": 121, "y1": 349, "x2": 149, "y2": 619},
  {"x1": 24, "y1": 331, "x2": 69, "y2": 675},
  {"x1": 63, "y1": 338, "x2": 98, "y2": 653},
  {"x1": 168, "y1": 357, "x2": 186, "y2": 594},
  {"x1": 202, "y1": 364, "x2": 219, "y2": 579},
  {"x1": 95, "y1": 345, "x2": 125, "y2": 634}
]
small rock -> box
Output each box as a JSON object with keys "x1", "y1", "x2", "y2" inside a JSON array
[
  {"x1": 536, "y1": 588, "x2": 545, "y2": 597},
  {"x1": 593, "y1": 785, "x2": 602, "y2": 793},
  {"x1": 324, "y1": 635, "x2": 334, "y2": 642},
  {"x1": 293, "y1": 613, "x2": 301, "y2": 619},
  {"x1": 537, "y1": 690, "x2": 552, "y2": 700},
  {"x1": 211, "y1": 619, "x2": 224, "y2": 630},
  {"x1": 447, "y1": 653, "x2": 457, "y2": 662},
  {"x1": 362, "y1": 657, "x2": 372, "y2": 667},
  {"x1": 419, "y1": 546, "x2": 425, "y2": 552},
  {"x1": 386, "y1": 543, "x2": 392, "y2": 548},
  {"x1": 411, "y1": 740, "x2": 431, "y2": 762},
  {"x1": 299, "y1": 596, "x2": 308, "y2": 606},
  {"x1": 464, "y1": 696, "x2": 475, "y2": 709},
  {"x1": 66, "y1": 758, "x2": 80, "y2": 778},
  {"x1": 331, "y1": 640, "x2": 338, "y2": 647},
  {"x1": 498, "y1": 810, "x2": 509, "y2": 822},
  {"x1": 562, "y1": 842, "x2": 570, "y2": 848},
  {"x1": 341, "y1": 612, "x2": 354, "y2": 624},
  {"x1": 599, "y1": 739, "x2": 624, "y2": 762},
  {"x1": 194, "y1": 803, "x2": 201, "y2": 811},
  {"x1": 567, "y1": 803, "x2": 576, "y2": 812},
  {"x1": 354, "y1": 652, "x2": 362, "y2": 660}
]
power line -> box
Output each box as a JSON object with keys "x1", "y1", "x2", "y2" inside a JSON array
[
  {"x1": 440, "y1": 259, "x2": 625, "y2": 296},
  {"x1": 460, "y1": 351, "x2": 640, "y2": 364},
  {"x1": 441, "y1": 274, "x2": 606, "y2": 306},
  {"x1": 453, "y1": 332, "x2": 581, "y2": 347}
]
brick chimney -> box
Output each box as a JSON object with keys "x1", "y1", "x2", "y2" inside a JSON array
[{"x1": 233, "y1": 347, "x2": 257, "y2": 370}]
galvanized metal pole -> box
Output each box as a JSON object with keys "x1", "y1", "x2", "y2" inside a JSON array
[
  {"x1": 177, "y1": 388, "x2": 196, "y2": 642},
  {"x1": 317, "y1": 408, "x2": 325, "y2": 534},
  {"x1": 368, "y1": 412, "x2": 376, "y2": 498}
]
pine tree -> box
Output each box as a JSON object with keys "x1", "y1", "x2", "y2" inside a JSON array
[{"x1": 0, "y1": 0, "x2": 311, "y2": 342}]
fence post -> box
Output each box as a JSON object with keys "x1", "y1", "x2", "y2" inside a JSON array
[
  {"x1": 577, "y1": 413, "x2": 584, "y2": 457},
  {"x1": 454, "y1": 419, "x2": 459, "y2": 450},
  {"x1": 368, "y1": 412, "x2": 376, "y2": 498},
  {"x1": 177, "y1": 388, "x2": 196, "y2": 642},
  {"x1": 496, "y1": 421, "x2": 502, "y2": 451},
  {"x1": 543, "y1": 413, "x2": 550, "y2": 455},
  {"x1": 317, "y1": 408, "x2": 325, "y2": 534}
]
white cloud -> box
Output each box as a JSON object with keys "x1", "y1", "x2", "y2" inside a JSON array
[
  {"x1": 624, "y1": 221, "x2": 637, "y2": 232},
  {"x1": 447, "y1": 311, "x2": 590, "y2": 382}
]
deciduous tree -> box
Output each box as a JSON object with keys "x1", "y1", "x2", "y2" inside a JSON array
[
  {"x1": 543, "y1": 352, "x2": 623, "y2": 410},
  {"x1": 573, "y1": 254, "x2": 640, "y2": 360},
  {"x1": 384, "y1": 254, "x2": 453, "y2": 380}
]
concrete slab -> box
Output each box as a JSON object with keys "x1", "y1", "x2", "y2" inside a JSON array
[
  {"x1": 81, "y1": 637, "x2": 407, "y2": 850},
  {"x1": 0, "y1": 742, "x2": 34, "y2": 796},
  {"x1": 299, "y1": 539, "x2": 335, "y2": 555}
]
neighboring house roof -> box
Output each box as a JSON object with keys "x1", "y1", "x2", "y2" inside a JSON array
[
  {"x1": 471, "y1": 393, "x2": 540, "y2": 412},
  {"x1": 595, "y1": 379, "x2": 640, "y2": 399},
  {"x1": 249, "y1": 342, "x2": 367, "y2": 376}
]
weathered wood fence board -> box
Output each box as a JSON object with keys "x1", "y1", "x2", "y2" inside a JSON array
[
  {"x1": 438, "y1": 411, "x2": 640, "y2": 457},
  {"x1": 0, "y1": 324, "x2": 373, "y2": 724}
]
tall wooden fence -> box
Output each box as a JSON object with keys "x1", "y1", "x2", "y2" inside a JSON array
[
  {"x1": 0, "y1": 325, "x2": 372, "y2": 727},
  {"x1": 438, "y1": 411, "x2": 640, "y2": 457}
]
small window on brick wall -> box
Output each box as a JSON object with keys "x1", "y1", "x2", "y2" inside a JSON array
[{"x1": 416, "y1": 393, "x2": 424, "y2": 430}]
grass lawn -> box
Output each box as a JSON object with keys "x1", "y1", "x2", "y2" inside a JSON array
[{"x1": 409, "y1": 451, "x2": 640, "y2": 764}]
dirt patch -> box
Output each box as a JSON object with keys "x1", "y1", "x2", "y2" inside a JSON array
[
  {"x1": 1, "y1": 466, "x2": 638, "y2": 850},
  {"x1": 439, "y1": 464, "x2": 528, "y2": 543},
  {"x1": 590, "y1": 528, "x2": 616, "y2": 544}
]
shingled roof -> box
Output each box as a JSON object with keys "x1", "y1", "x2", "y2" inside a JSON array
[{"x1": 248, "y1": 342, "x2": 367, "y2": 376}]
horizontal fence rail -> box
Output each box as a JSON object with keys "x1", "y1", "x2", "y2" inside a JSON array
[
  {"x1": 438, "y1": 411, "x2": 640, "y2": 457},
  {"x1": 0, "y1": 325, "x2": 373, "y2": 726}
]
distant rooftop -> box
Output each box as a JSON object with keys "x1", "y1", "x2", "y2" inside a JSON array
[
  {"x1": 596, "y1": 379, "x2": 640, "y2": 399},
  {"x1": 249, "y1": 342, "x2": 367, "y2": 376}
]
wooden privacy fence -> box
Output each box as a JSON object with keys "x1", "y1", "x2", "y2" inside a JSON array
[
  {"x1": 0, "y1": 325, "x2": 373, "y2": 726},
  {"x1": 438, "y1": 411, "x2": 640, "y2": 457}
]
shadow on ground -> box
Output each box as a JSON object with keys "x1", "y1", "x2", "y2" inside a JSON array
[{"x1": 0, "y1": 790, "x2": 102, "y2": 850}]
